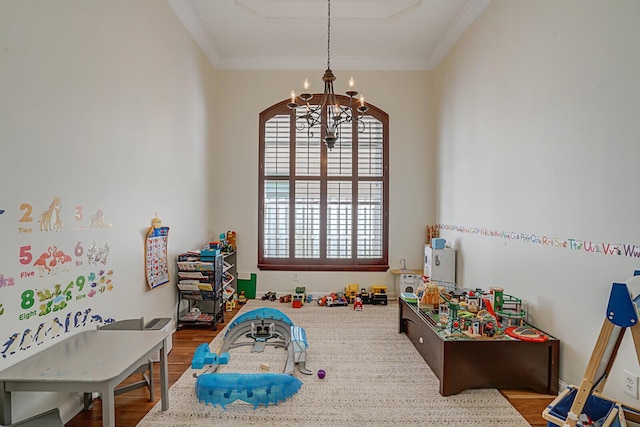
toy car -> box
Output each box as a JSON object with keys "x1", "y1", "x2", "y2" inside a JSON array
[
  {"x1": 279, "y1": 294, "x2": 292, "y2": 303},
  {"x1": 261, "y1": 291, "x2": 277, "y2": 301},
  {"x1": 326, "y1": 292, "x2": 348, "y2": 307}
]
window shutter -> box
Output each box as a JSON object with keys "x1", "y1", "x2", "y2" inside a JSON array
[{"x1": 259, "y1": 96, "x2": 388, "y2": 271}]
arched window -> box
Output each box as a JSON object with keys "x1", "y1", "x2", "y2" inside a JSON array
[{"x1": 258, "y1": 95, "x2": 389, "y2": 271}]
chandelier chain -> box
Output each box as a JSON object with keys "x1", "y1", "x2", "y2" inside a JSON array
[{"x1": 327, "y1": 0, "x2": 331, "y2": 69}]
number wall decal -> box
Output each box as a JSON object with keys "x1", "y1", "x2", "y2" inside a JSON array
[{"x1": 0, "y1": 197, "x2": 117, "y2": 359}]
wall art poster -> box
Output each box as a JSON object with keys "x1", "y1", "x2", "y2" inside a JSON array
[{"x1": 145, "y1": 217, "x2": 169, "y2": 289}]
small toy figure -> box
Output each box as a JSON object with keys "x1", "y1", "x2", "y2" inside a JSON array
[
  {"x1": 317, "y1": 369, "x2": 326, "y2": 379},
  {"x1": 238, "y1": 290, "x2": 247, "y2": 305},
  {"x1": 354, "y1": 296, "x2": 363, "y2": 311}
]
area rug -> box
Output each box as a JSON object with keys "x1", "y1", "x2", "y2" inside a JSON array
[{"x1": 137, "y1": 299, "x2": 529, "y2": 426}]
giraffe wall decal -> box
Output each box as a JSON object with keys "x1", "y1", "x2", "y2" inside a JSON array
[{"x1": 39, "y1": 196, "x2": 61, "y2": 232}]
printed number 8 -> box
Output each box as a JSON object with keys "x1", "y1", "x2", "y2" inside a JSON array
[{"x1": 21, "y1": 290, "x2": 35, "y2": 309}]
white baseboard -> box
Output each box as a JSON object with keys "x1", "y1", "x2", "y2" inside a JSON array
[
  {"x1": 558, "y1": 379, "x2": 569, "y2": 392},
  {"x1": 59, "y1": 392, "x2": 93, "y2": 424}
]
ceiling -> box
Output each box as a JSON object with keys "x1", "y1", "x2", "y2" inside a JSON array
[{"x1": 167, "y1": 0, "x2": 490, "y2": 71}]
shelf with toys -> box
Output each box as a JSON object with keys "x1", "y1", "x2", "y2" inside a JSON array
[
  {"x1": 399, "y1": 281, "x2": 559, "y2": 396},
  {"x1": 216, "y1": 231, "x2": 238, "y2": 312},
  {"x1": 176, "y1": 248, "x2": 225, "y2": 331}
]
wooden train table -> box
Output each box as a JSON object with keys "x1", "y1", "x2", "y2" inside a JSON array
[{"x1": 398, "y1": 297, "x2": 559, "y2": 396}]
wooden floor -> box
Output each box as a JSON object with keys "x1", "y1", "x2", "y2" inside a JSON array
[{"x1": 64, "y1": 305, "x2": 555, "y2": 426}]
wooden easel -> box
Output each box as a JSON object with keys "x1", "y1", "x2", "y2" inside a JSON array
[{"x1": 560, "y1": 274, "x2": 640, "y2": 426}]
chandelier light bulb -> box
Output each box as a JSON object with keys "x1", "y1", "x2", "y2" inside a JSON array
[
  {"x1": 291, "y1": 90, "x2": 296, "y2": 103},
  {"x1": 349, "y1": 76, "x2": 354, "y2": 89},
  {"x1": 303, "y1": 78, "x2": 310, "y2": 90}
]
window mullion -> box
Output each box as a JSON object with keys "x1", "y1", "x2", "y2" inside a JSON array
[
  {"x1": 289, "y1": 110, "x2": 297, "y2": 262},
  {"x1": 351, "y1": 110, "x2": 358, "y2": 261},
  {"x1": 319, "y1": 107, "x2": 327, "y2": 261}
]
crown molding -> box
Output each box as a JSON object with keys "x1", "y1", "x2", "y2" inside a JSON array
[
  {"x1": 428, "y1": 0, "x2": 491, "y2": 68},
  {"x1": 167, "y1": 0, "x2": 490, "y2": 71},
  {"x1": 166, "y1": 0, "x2": 222, "y2": 68},
  {"x1": 234, "y1": 0, "x2": 421, "y2": 19}
]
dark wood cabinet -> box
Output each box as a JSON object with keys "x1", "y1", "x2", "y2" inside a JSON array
[{"x1": 398, "y1": 298, "x2": 559, "y2": 396}]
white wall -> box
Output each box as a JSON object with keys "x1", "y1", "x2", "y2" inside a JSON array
[
  {"x1": 208, "y1": 70, "x2": 437, "y2": 296},
  {"x1": 434, "y1": 0, "x2": 640, "y2": 404},
  {"x1": 0, "y1": 0, "x2": 216, "y2": 422}
]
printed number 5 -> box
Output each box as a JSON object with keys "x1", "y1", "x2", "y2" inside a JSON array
[{"x1": 19, "y1": 245, "x2": 33, "y2": 265}]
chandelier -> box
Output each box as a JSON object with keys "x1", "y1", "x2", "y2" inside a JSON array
[{"x1": 287, "y1": 0, "x2": 369, "y2": 150}]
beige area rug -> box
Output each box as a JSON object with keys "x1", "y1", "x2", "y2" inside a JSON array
[{"x1": 138, "y1": 299, "x2": 529, "y2": 426}]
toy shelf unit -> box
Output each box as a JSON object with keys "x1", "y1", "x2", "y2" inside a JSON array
[
  {"x1": 398, "y1": 297, "x2": 559, "y2": 396},
  {"x1": 176, "y1": 252, "x2": 224, "y2": 330},
  {"x1": 221, "y1": 251, "x2": 237, "y2": 302}
]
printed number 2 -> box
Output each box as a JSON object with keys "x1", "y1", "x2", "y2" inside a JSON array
[{"x1": 19, "y1": 203, "x2": 33, "y2": 223}]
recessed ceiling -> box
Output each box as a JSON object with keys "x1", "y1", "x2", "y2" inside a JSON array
[{"x1": 167, "y1": 0, "x2": 490, "y2": 71}]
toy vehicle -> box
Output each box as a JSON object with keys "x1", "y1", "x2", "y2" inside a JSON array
[
  {"x1": 371, "y1": 285, "x2": 388, "y2": 305},
  {"x1": 354, "y1": 296, "x2": 363, "y2": 311},
  {"x1": 359, "y1": 288, "x2": 372, "y2": 304},
  {"x1": 326, "y1": 292, "x2": 348, "y2": 307},
  {"x1": 262, "y1": 291, "x2": 277, "y2": 301},
  {"x1": 292, "y1": 286, "x2": 306, "y2": 308},
  {"x1": 280, "y1": 294, "x2": 292, "y2": 303},
  {"x1": 344, "y1": 284, "x2": 359, "y2": 303},
  {"x1": 238, "y1": 290, "x2": 247, "y2": 305}
]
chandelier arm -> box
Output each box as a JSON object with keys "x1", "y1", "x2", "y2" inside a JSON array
[{"x1": 293, "y1": 104, "x2": 325, "y2": 134}]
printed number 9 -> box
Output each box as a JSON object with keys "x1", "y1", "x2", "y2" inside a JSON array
[{"x1": 76, "y1": 276, "x2": 85, "y2": 292}]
